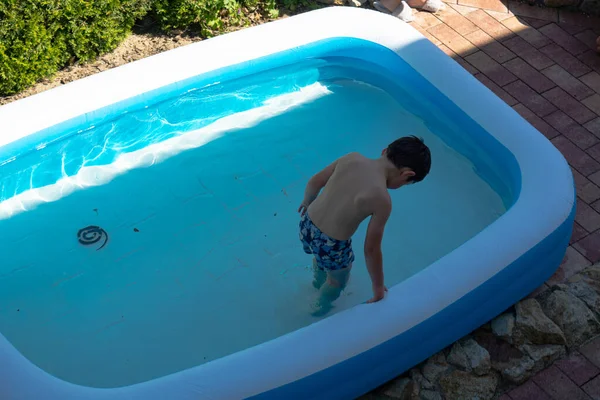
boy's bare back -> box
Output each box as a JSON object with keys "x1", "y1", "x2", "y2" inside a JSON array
[
  {"x1": 307, "y1": 152, "x2": 390, "y2": 241},
  {"x1": 298, "y1": 137, "x2": 431, "y2": 304}
]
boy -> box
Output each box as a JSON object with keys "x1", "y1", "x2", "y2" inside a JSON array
[{"x1": 298, "y1": 136, "x2": 431, "y2": 310}]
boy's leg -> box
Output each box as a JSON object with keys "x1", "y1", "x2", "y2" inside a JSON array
[
  {"x1": 311, "y1": 264, "x2": 352, "y2": 317},
  {"x1": 326, "y1": 263, "x2": 352, "y2": 289},
  {"x1": 312, "y1": 258, "x2": 327, "y2": 290}
]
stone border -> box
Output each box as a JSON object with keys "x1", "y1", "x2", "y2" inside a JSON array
[{"x1": 362, "y1": 263, "x2": 600, "y2": 400}]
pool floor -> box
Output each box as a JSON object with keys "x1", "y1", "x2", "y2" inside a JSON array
[{"x1": 0, "y1": 79, "x2": 504, "y2": 387}]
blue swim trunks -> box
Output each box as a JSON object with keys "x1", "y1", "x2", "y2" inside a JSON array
[{"x1": 299, "y1": 212, "x2": 355, "y2": 271}]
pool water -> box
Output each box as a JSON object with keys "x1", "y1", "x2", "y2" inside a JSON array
[{"x1": 0, "y1": 59, "x2": 506, "y2": 388}]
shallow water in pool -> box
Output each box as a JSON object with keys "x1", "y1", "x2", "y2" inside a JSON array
[{"x1": 0, "y1": 61, "x2": 505, "y2": 387}]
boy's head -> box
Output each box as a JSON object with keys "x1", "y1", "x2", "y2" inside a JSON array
[{"x1": 382, "y1": 136, "x2": 431, "y2": 189}]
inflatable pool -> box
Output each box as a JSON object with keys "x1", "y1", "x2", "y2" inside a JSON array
[{"x1": 0, "y1": 6, "x2": 575, "y2": 400}]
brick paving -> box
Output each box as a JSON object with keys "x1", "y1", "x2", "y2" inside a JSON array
[{"x1": 407, "y1": 1, "x2": 600, "y2": 397}]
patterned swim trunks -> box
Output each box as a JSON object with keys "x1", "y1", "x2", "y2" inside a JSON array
[{"x1": 299, "y1": 212, "x2": 355, "y2": 271}]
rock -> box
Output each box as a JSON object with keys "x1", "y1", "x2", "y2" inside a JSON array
[
  {"x1": 567, "y1": 281, "x2": 600, "y2": 316},
  {"x1": 501, "y1": 356, "x2": 536, "y2": 384},
  {"x1": 383, "y1": 377, "x2": 419, "y2": 399},
  {"x1": 474, "y1": 331, "x2": 524, "y2": 365},
  {"x1": 439, "y1": 371, "x2": 498, "y2": 400},
  {"x1": 543, "y1": 0, "x2": 578, "y2": 7},
  {"x1": 520, "y1": 344, "x2": 566, "y2": 370},
  {"x1": 420, "y1": 390, "x2": 442, "y2": 400},
  {"x1": 472, "y1": 330, "x2": 534, "y2": 384},
  {"x1": 448, "y1": 342, "x2": 470, "y2": 371},
  {"x1": 410, "y1": 368, "x2": 434, "y2": 390},
  {"x1": 461, "y1": 338, "x2": 491, "y2": 375},
  {"x1": 541, "y1": 290, "x2": 600, "y2": 347},
  {"x1": 581, "y1": 264, "x2": 600, "y2": 284},
  {"x1": 581, "y1": 0, "x2": 600, "y2": 15},
  {"x1": 492, "y1": 313, "x2": 515, "y2": 343},
  {"x1": 514, "y1": 299, "x2": 566, "y2": 345},
  {"x1": 347, "y1": 0, "x2": 368, "y2": 5},
  {"x1": 422, "y1": 352, "x2": 449, "y2": 384}
]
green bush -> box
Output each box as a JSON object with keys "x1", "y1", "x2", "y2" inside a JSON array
[
  {"x1": 151, "y1": 0, "x2": 280, "y2": 37},
  {"x1": 0, "y1": 0, "x2": 152, "y2": 96},
  {"x1": 0, "y1": 0, "x2": 319, "y2": 96}
]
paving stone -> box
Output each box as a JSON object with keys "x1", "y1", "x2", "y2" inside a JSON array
[
  {"x1": 545, "y1": 111, "x2": 600, "y2": 149},
  {"x1": 413, "y1": 11, "x2": 443, "y2": 29},
  {"x1": 581, "y1": 72, "x2": 600, "y2": 95},
  {"x1": 504, "y1": 80, "x2": 557, "y2": 117},
  {"x1": 576, "y1": 30, "x2": 600, "y2": 52},
  {"x1": 502, "y1": 36, "x2": 554, "y2": 70},
  {"x1": 558, "y1": 10, "x2": 600, "y2": 30},
  {"x1": 521, "y1": 16, "x2": 553, "y2": 29},
  {"x1": 539, "y1": 23, "x2": 590, "y2": 56},
  {"x1": 508, "y1": 3, "x2": 558, "y2": 22},
  {"x1": 455, "y1": 56, "x2": 480, "y2": 74},
  {"x1": 555, "y1": 351, "x2": 600, "y2": 386},
  {"x1": 542, "y1": 64, "x2": 595, "y2": 100},
  {"x1": 583, "y1": 374, "x2": 600, "y2": 400},
  {"x1": 571, "y1": 221, "x2": 590, "y2": 244},
  {"x1": 548, "y1": 246, "x2": 592, "y2": 285},
  {"x1": 450, "y1": 3, "x2": 479, "y2": 15},
  {"x1": 486, "y1": 9, "x2": 515, "y2": 21},
  {"x1": 412, "y1": 23, "x2": 444, "y2": 46},
  {"x1": 532, "y1": 365, "x2": 592, "y2": 400},
  {"x1": 429, "y1": 23, "x2": 479, "y2": 56},
  {"x1": 513, "y1": 103, "x2": 559, "y2": 138},
  {"x1": 594, "y1": 199, "x2": 600, "y2": 214},
  {"x1": 581, "y1": 336, "x2": 600, "y2": 369},
  {"x1": 540, "y1": 43, "x2": 592, "y2": 77},
  {"x1": 476, "y1": 73, "x2": 519, "y2": 105},
  {"x1": 465, "y1": 29, "x2": 516, "y2": 63},
  {"x1": 435, "y1": 6, "x2": 480, "y2": 35},
  {"x1": 503, "y1": 57, "x2": 556, "y2": 92},
  {"x1": 576, "y1": 198, "x2": 600, "y2": 232},
  {"x1": 590, "y1": 171, "x2": 600, "y2": 186},
  {"x1": 591, "y1": 143, "x2": 600, "y2": 163},
  {"x1": 582, "y1": 94, "x2": 600, "y2": 117},
  {"x1": 560, "y1": 23, "x2": 590, "y2": 36},
  {"x1": 551, "y1": 135, "x2": 600, "y2": 176},
  {"x1": 543, "y1": 87, "x2": 597, "y2": 124},
  {"x1": 465, "y1": 51, "x2": 517, "y2": 85},
  {"x1": 572, "y1": 167, "x2": 600, "y2": 203},
  {"x1": 458, "y1": 0, "x2": 508, "y2": 12},
  {"x1": 586, "y1": 118, "x2": 600, "y2": 138},
  {"x1": 438, "y1": 44, "x2": 480, "y2": 74},
  {"x1": 509, "y1": 380, "x2": 552, "y2": 400},
  {"x1": 574, "y1": 231, "x2": 600, "y2": 264},
  {"x1": 465, "y1": 9, "x2": 515, "y2": 40},
  {"x1": 502, "y1": 16, "x2": 552, "y2": 48},
  {"x1": 579, "y1": 50, "x2": 600, "y2": 75}
]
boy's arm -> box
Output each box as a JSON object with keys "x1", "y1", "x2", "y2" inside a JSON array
[
  {"x1": 298, "y1": 158, "x2": 339, "y2": 214},
  {"x1": 364, "y1": 196, "x2": 392, "y2": 303}
]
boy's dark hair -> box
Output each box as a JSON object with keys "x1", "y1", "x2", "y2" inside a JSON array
[{"x1": 386, "y1": 136, "x2": 431, "y2": 183}]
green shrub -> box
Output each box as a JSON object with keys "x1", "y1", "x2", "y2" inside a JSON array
[
  {"x1": 0, "y1": 0, "x2": 320, "y2": 96},
  {"x1": 57, "y1": 0, "x2": 152, "y2": 62},
  {"x1": 0, "y1": 1, "x2": 64, "y2": 95},
  {"x1": 151, "y1": 0, "x2": 280, "y2": 37},
  {"x1": 0, "y1": 0, "x2": 152, "y2": 96}
]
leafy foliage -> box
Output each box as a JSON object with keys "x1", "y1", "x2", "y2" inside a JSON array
[{"x1": 1, "y1": 0, "x2": 318, "y2": 96}]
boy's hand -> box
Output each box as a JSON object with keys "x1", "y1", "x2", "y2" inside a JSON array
[
  {"x1": 367, "y1": 285, "x2": 388, "y2": 303},
  {"x1": 298, "y1": 202, "x2": 309, "y2": 215}
]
